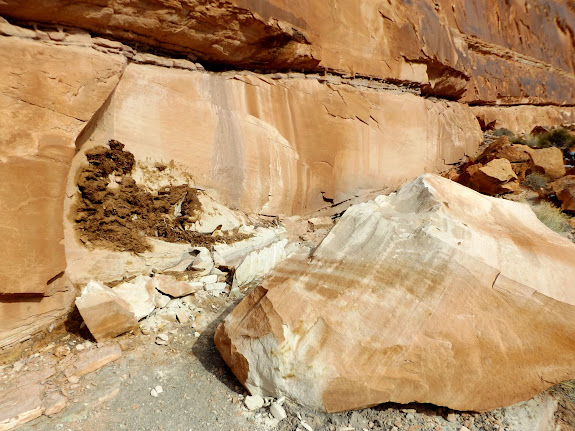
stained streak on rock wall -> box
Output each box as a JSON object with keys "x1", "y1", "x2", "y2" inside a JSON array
[{"x1": 78, "y1": 63, "x2": 483, "y2": 215}]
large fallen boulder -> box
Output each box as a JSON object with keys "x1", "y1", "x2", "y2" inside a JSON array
[{"x1": 215, "y1": 174, "x2": 575, "y2": 413}]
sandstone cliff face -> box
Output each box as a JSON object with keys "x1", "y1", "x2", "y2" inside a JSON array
[
  {"x1": 1, "y1": 0, "x2": 574, "y2": 104},
  {"x1": 1, "y1": 0, "x2": 574, "y2": 355},
  {"x1": 0, "y1": 35, "x2": 125, "y2": 348},
  {"x1": 78, "y1": 63, "x2": 482, "y2": 215}
]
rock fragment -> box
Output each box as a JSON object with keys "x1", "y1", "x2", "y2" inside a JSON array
[
  {"x1": 150, "y1": 386, "x2": 163, "y2": 397},
  {"x1": 466, "y1": 158, "x2": 518, "y2": 195},
  {"x1": 69, "y1": 343, "x2": 122, "y2": 377},
  {"x1": 244, "y1": 395, "x2": 264, "y2": 410},
  {"x1": 42, "y1": 392, "x2": 68, "y2": 416},
  {"x1": 551, "y1": 175, "x2": 575, "y2": 212},
  {"x1": 152, "y1": 274, "x2": 201, "y2": 298},
  {"x1": 75, "y1": 281, "x2": 138, "y2": 342},
  {"x1": 112, "y1": 275, "x2": 156, "y2": 320},
  {"x1": 270, "y1": 403, "x2": 287, "y2": 420}
]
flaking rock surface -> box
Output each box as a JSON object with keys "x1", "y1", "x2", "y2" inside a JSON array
[{"x1": 215, "y1": 174, "x2": 575, "y2": 413}]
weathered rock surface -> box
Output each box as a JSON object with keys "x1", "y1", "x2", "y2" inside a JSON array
[
  {"x1": 2, "y1": 1, "x2": 575, "y2": 104},
  {"x1": 232, "y1": 239, "x2": 289, "y2": 290},
  {"x1": 0, "y1": 278, "x2": 75, "y2": 349},
  {"x1": 67, "y1": 343, "x2": 122, "y2": 377},
  {"x1": 75, "y1": 281, "x2": 138, "y2": 342},
  {"x1": 527, "y1": 147, "x2": 566, "y2": 180},
  {"x1": 471, "y1": 106, "x2": 575, "y2": 134},
  {"x1": 81, "y1": 63, "x2": 482, "y2": 214},
  {"x1": 216, "y1": 174, "x2": 575, "y2": 413}
]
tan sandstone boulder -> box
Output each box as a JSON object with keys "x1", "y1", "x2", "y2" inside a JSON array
[
  {"x1": 552, "y1": 176, "x2": 575, "y2": 212},
  {"x1": 466, "y1": 158, "x2": 519, "y2": 195},
  {"x1": 526, "y1": 146, "x2": 566, "y2": 180},
  {"x1": 215, "y1": 174, "x2": 575, "y2": 413},
  {"x1": 75, "y1": 281, "x2": 138, "y2": 342}
]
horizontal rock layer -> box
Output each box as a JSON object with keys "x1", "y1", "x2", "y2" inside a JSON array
[
  {"x1": 1, "y1": 0, "x2": 574, "y2": 104},
  {"x1": 216, "y1": 174, "x2": 575, "y2": 413}
]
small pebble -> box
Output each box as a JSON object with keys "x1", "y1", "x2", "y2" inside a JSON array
[{"x1": 150, "y1": 385, "x2": 163, "y2": 397}]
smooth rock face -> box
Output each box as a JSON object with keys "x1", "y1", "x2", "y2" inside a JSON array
[
  {"x1": 2, "y1": 0, "x2": 575, "y2": 104},
  {"x1": 75, "y1": 281, "x2": 138, "y2": 342},
  {"x1": 81, "y1": 63, "x2": 482, "y2": 214},
  {"x1": 215, "y1": 174, "x2": 575, "y2": 413},
  {"x1": 0, "y1": 35, "x2": 125, "y2": 349},
  {"x1": 0, "y1": 37, "x2": 125, "y2": 294}
]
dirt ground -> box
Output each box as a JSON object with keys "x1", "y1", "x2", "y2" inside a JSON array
[{"x1": 6, "y1": 286, "x2": 572, "y2": 431}]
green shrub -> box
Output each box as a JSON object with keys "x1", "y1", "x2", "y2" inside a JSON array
[
  {"x1": 532, "y1": 201, "x2": 571, "y2": 233},
  {"x1": 523, "y1": 134, "x2": 540, "y2": 148},
  {"x1": 523, "y1": 173, "x2": 551, "y2": 190},
  {"x1": 538, "y1": 128, "x2": 575, "y2": 149},
  {"x1": 494, "y1": 128, "x2": 514, "y2": 138}
]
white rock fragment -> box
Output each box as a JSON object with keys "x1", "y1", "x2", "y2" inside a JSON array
[
  {"x1": 176, "y1": 311, "x2": 189, "y2": 324},
  {"x1": 205, "y1": 282, "x2": 227, "y2": 296},
  {"x1": 150, "y1": 385, "x2": 163, "y2": 397},
  {"x1": 13, "y1": 361, "x2": 24, "y2": 372},
  {"x1": 213, "y1": 226, "x2": 286, "y2": 268},
  {"x1": 155, "y1": 334, "x2": 169, "y2": 345},
  {"x1": 199, "y1": 274, "x2": 218, "y2": 284},
  {"x1": 67, "y1": 376, "x2": 80, "y2": 384},
  {"x1": 270, "y1": 403, "x2": 287, "y2": 421},
  {"x1": 301, "y1": 421, "x2": 313, "y2": 431},
  {"x1": 113, "y1": 275, "x2": 156, "y2": 320},
  {"x1": 154, "y1": 293, "x2": 171, "y2": 309},
  {"x1": 190, "y1": 248, "x2": 214, "y2": 275},
  {"x1": 244, "y1": 394, "x2": 264, "y2": 410}
]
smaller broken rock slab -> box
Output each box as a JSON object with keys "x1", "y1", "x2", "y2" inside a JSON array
[
  {"x1": 152, "y1": 274, "x2": 201, "y2": 298},
  {"x1": 0, "y1": 382, "x2": 44, "y2": 431},
  {"x1": 76, "y1": 281, "x2": 138, "y2": 342},
  {"x1": 467, "y1": 158, "x2": 518, "y2": 195},
  {"x1": 42, "y1": 392, "x2": 68, "y2": 416},
  {"x1": 527, "y1": 147, "x2": 566, "y2": 180},
  {"x1": 70, "y1": 343, "x2": 122, "y2": 377}
]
